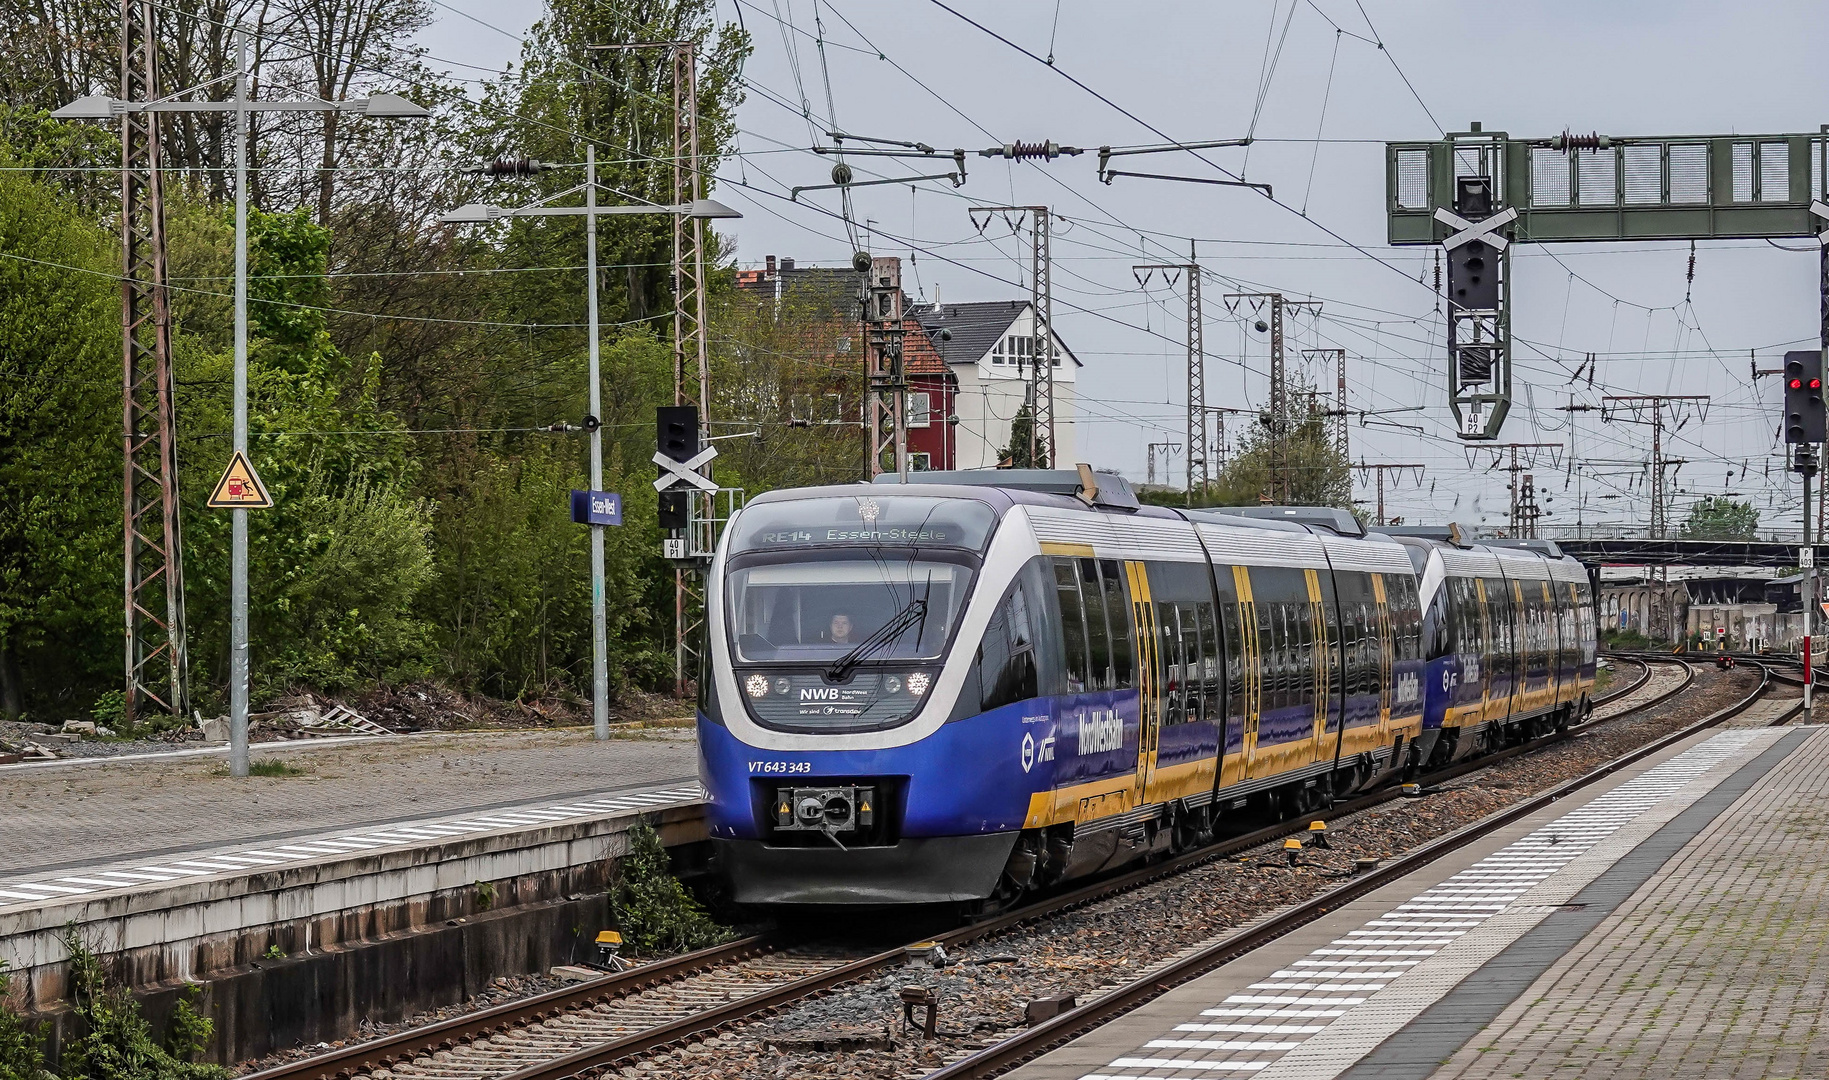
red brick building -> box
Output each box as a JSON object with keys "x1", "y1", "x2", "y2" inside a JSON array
[{"x1": 733, "y1": 255, "x2": 960, "y2": 470}]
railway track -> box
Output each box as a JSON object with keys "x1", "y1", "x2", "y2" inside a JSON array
[{"x1": 246, "y1": 657, "x2": 1708, "y2": 1080}]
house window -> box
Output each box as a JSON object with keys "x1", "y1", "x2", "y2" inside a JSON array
[
  {"x1": 990, "y1": 334, "x2": 1035, "y2": 366},
  {"x1": 909, "y1": 452, "x2": 932, "y2": 471},
  {"x1": 908, "y1": 391, "x2": 932, "y2": 428}
]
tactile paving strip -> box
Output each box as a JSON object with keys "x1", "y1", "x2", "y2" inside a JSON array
[{"x1": 0, "y1": 784, "x2": 702, "y2": 910}]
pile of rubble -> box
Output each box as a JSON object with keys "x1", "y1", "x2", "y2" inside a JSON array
[{"x1": 0, "y1": 718, "x2": 127, "y2": 762}]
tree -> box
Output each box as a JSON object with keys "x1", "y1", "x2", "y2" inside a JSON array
[
  {"x1": 1160, "y1": 387, "x2": 1349, "y2": 510},
  {"x1": 0, "y1": 136, "x2": 120, "y2": 720},
  {"x1": 1001, "y1": 402, "x2": 1049, "y2": 469},
  {"x1": 1678, "y1": 496, "x2": 1759, "y2": 541}
]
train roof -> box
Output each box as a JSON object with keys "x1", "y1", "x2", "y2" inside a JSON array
[{"x1": 751, "y1": 477, "x2": 1183, "y2": 521}]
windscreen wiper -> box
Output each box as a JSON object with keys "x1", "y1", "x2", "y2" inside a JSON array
[{"x1": 824, "y1": 599, "x2": 928, "y2": 682}]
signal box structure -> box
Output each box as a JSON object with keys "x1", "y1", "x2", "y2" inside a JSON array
[{"x1": 1386, "y1": 123, "x2": 1829, "y2": 440}]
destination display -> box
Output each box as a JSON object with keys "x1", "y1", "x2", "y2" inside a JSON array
[{"x1": 729, "y1": 495, "x2": 998, "y2": 553}]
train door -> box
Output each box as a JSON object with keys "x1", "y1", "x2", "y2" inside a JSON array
[
  {"x1": 1125, "y1": 562, "x2": 1161, "y2": 802},
  {"x1": 1305, "y1": 568, "x2": 1340, "y2": 763},
  {"x1": 1372, "y1": 573, "x2": 1395, "y2": 741},
  {"x1": 1545, "y1": 579, "x2": 1565, "y2": 706},
  {"x1": 1142, "y1": 561, "x2": 1222, "y2": 804},
  {"x1": 1212, "y1": 565, "x2": 1250, "y2": 788},
  {"x1": 1232, "y1": 565, "x2": 1264, "y2": 779},
  {"x1": 1470, "y1": 574, "x2": 1485, "y2": 728}
]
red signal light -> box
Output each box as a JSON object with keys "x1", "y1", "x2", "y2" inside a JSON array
[
  {"x1": 1793, "y1": 378, "x2": 1805, "y2": 389},
  {"x1": 1813, "y1": 378, "x2": 1822, "y2": 389}
]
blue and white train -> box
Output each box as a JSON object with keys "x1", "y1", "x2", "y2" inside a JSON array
[{"x1": 696, "y1": 470, "x2": 1597, "y2": 907}]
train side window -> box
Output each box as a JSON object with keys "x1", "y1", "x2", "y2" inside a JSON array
[
  {"x1": 1196, "y1": 602, "x2": 1221, "y2": 723},
  {"x1": 1079, "y1": 558, "x2": 1113, "y2": 691},
  {"x1": 1099, "y1": 560, "x2": 1135, "y2": 690},
  {"x1": 979, "y1": 575, "x2": 1039, "y2": 712},
  {"x1": 1219, "y1": 593, "x2": 1244, "y2": 706},
  {"x1": 1179, "y1": 602, "x2": 1203, "y2": 724},
  {"x1": 1346, "y1": 601, "x2": 1362, "y2": 698},
  {"x1": 1277, "y1": 604, "x2": 1295, "y2": 711},
  {"x1": 1296, "y1": 599, "x2": 1315, "y2": 706},
  {"x1": 1053, "y1": 557, "x2": 1091, "y2": 694},
  {"x1": 1162, "y1": 604, "x2": 1188, "y2": 725},
  {"x1": 1257, "y1": 600, "x2": 1278, "y2": 711}
]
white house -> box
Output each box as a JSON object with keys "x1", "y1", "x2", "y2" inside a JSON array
[{"x1": 910, "y1": 299, "x2": 1080, "y2": 469}]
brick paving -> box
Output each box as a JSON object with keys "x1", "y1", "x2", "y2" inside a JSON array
[
  {"x1": 1429, "y1": 726, "x2": 1829, "y2": 1079},
  {"x1": 0, "y1": 728, "x2": 697, "y2": 878}
]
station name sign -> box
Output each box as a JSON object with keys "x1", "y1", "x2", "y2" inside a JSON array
[{"x1": 570, "y1": 490, "x2": 623, "y2": 526}]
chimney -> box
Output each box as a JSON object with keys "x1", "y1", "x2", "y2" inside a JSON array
[
  {"x1": 765, "y1": 254, "x2": 777, "y2": 274},
  {"x1": 933, "y1": 284, "x2": 940, "y2": 307},
  {"x1": 780, "y1": 257, "x2": 796, "y2": 271}
]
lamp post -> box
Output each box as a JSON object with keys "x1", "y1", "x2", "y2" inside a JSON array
[
  {"x1": 57, "y1": 30, "x2": 427, "y2": 777},
  {"x1": 442, "y1": 154, "x2": 738, "y2": 741}
]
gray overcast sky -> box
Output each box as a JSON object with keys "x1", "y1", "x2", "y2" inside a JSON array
[{"x1": 416, "y1": 1, "x2": 1829, "y2": 535}]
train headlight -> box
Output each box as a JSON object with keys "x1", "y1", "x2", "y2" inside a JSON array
[
  {"x1": 773, "y1": 677, "x2": 791, "y2": 695},
  {"x1": 745, "y1": 673, "x2": 770, "y2": 698},
  {"x1": 906, "y1": 671, "x2": 931, "y2": 696},
  {"x1": 883, "y1": 675, "x2": 903, "y2": 695}
]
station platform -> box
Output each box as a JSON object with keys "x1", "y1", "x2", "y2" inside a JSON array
[
  {"x1": 1012, "y1": 724, "x2": 1826, "y2": 1080},
  {"x1": 0, "y1": 727, "x2": 705, "y2": 1038},
  {"x1": 1, "y1": 726, "x2": 696, "y2": 879}
]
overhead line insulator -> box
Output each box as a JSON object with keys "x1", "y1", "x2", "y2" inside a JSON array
[{"x1": 979, "y1": 141, "x2": 1083, "y2": 160}]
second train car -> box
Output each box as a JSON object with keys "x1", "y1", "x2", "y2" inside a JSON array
[{"x1": 697, "y1": 470, "x2": 1596, "y2": 907}]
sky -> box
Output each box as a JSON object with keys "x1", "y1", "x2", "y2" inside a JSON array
[{"x1": 414, "y1": 0, "x2": 1829, "y2": 537}]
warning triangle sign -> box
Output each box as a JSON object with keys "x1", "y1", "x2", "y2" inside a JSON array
[{"x1": 208, "y1": 450, "x2": 273, "y2": 509}]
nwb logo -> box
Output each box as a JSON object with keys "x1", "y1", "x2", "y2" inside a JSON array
[
  {"x1": 799, "y1": 687, "x2": 841, "y2": 701},
  {"x1": 1077, "y1": 709, "x2": 1124, "y2": 756}
]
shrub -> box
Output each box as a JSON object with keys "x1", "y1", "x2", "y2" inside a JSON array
[
  {"x1": 0, "y1": 963, "x2": 49, "y2": 1080},
  {"x1": 610, "y1": 820, "x2": 730, "y2": 956},
  {"x1": 59, "y1": 933, "x2": 226, "y2": 1080}
]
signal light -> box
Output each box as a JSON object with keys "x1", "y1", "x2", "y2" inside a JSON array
[
  {"x1": 1783, "y1": 350, "x2": 1826, "y2": 444},
  {"x1": 657, "y1": 405, "x2": 700, "y2": 529}
]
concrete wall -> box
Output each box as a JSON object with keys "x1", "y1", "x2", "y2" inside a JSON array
[{"x1": 0, "y1": 803, "x2": 705, "y2": 1065}]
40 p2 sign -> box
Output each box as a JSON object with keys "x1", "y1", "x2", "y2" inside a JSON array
[{"x1": 570, "y1": 490, "x2": 623, "y2": 526}]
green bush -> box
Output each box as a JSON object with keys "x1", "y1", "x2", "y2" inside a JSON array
[
  {"x1": 611, "y1": 819, "x2": 730, "y2": 956},
  {"x1": 59, "y1": 934, "x2": 225, "y2": 1080},
  {"x1": 0, "y1": 963, "x2": 49, "y2": 1080}
]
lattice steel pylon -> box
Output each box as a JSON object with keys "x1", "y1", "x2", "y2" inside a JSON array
[
  {"x1": 670, "y1": 41, "x2": 712, "y2": 696},
  {"x1": 1134, "y1": 250, "x2": 1204, "y2": 497},
  {"x1": 865, "y1": 257, "x2": 908, "y2": 478},
  {"x1": 970, "y1": 205, "x2": 1054, "y2": 466},
  {"x1": 1030, "y1": 210, "x2": 1054, "y2": 465},
  {"x1": 120, "y1": 0, "x2": 190, "y2": 723},
  {"x1": 1225, "y1": 292, "x2": 1320, "y2": 504}
]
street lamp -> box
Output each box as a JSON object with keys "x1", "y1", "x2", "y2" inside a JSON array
[
  {"x1": 440, "y1": 151, "x2": 740, "y2": 742},
  {"x1": 56, "y1": 30, "x2": 427, "y2": 777}
]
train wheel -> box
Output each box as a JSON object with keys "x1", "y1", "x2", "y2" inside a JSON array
[{"x1": 1172, "y1": 803, "x2": 1213, "y2": 853}]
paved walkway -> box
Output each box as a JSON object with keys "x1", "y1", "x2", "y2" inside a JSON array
[
  {"x1": 0, "y1": 728, "x2": 697, "y2": 879},
  {"x1": 1010, "y1": 726, "x2": 1800, "y2": 1080},
  {"x1": 1427, "y1": 725, "x2": 1829, "y2": 1079}
]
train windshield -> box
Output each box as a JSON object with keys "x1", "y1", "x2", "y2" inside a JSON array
[{"x1": 727, "y1": 558, "x2": 971, "y2": 663}]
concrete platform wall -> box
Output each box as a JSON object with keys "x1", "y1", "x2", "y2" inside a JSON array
[{"x1": 0, "y1": 803, "x2": 705, "y2": 1065}]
